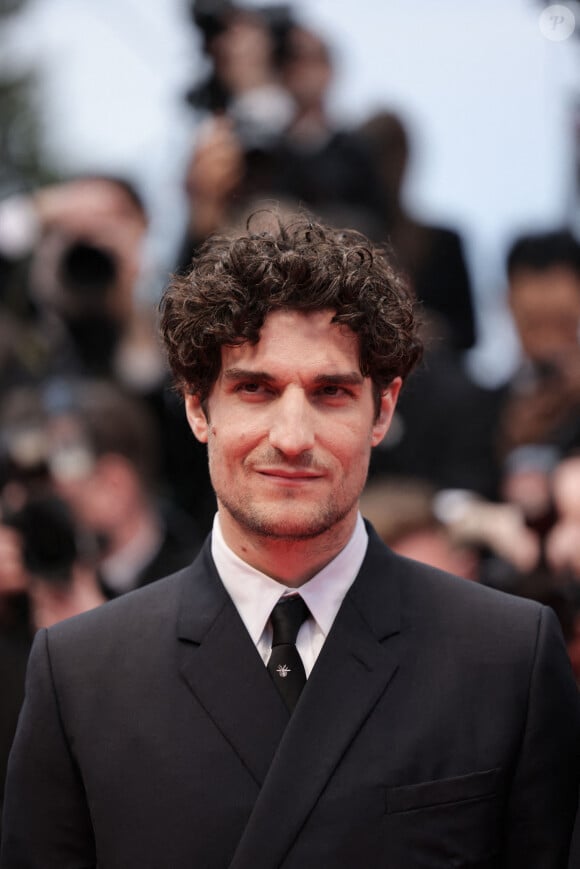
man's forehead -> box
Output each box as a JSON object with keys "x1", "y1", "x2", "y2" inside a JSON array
[{"x1": 219, "y1": 308, "x2": 362, "y2": 367}]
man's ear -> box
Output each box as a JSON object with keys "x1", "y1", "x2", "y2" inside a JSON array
[
  {"x1": 371, "y1": 377, "x2": 402, "y2": 447},
  {"x1": 184, "y1": 393, "x2": 209, "y2": 444}
]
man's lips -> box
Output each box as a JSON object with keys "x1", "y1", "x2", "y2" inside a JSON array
[{"x1": 256, "y1": 467, "x2": 323, "y2": 480}]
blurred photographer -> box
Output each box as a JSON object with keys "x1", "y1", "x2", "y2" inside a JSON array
[
  {"x1": 41, "y1": 378, "x2": 202, "y2": 598},
  {"x1": 497, "y1": 229, "x2": 580, "y2": 527},
  {"x1": 178, "y1": 6, "x2": 381, "y2": 269},
  {"x1": 0, "y1": 384, "x2": 104, "y2": 631},
  {"x1": 0, "y1": 388, "x2": 104, "y2": 842},
  {"x1": 188, "y1": 1, "x2": 294, "y2": 143},
  {"x1": 178, "y1": 3, "x2": 295, "y2": 263},
  {"x1": 0, "y1": 174, "x2": 162, "y2": 386}
]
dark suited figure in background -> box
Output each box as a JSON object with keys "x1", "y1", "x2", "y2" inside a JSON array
[
  {"x1": 498, "y1": 229, "x2": 580, "y2": 461},
  {"x1": 358, "y1": 110, "x2": 476, "y2": 354},
  {"x1": 357, "y1": 111, "x2": 498, "y2": 496},
  {"x1": 488, "y1": 230, "x2": 580, "y2": 548},
  {"x1": 2, "y1": 215, "x2": 579, "y2": 867}
]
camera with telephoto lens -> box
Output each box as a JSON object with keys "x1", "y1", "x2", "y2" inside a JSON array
[
  {"x1": 57, "y1": 240, "x2": 118, "y2": 312},
  {"x1": 0, "y1": 434, "x2": 82, "y2": 586}
]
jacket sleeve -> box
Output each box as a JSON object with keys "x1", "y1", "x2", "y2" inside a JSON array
[
  {"x1": 504, "y1": 605, "x2": 580, "y2": 867},
  {"x1": 0, "y1": 628, "x2": 96, "y2": 868}
]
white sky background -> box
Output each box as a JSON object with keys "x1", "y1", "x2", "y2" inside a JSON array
[{"x1": 2, "y1": 0, "x2": 580, "y2": 382}]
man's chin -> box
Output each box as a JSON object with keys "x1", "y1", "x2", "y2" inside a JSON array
[
  {"x1": 225, "y1": 504, "x2": 349, "y2": 542},
  {"x1": 251, "y1": 522, "x2": 331, "y2": 541}
]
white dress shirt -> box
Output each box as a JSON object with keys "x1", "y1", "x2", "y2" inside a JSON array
[{"x1": 211, "y1": 513, "x2": 368, "y2": 677}]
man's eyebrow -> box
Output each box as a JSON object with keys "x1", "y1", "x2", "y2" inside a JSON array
[
  {"x1": 222, "y1": 368, "x2": 274, "y2": 382},
  {"x1": 222, "y1": 368, "x2": 365, "y2": 386},
  {"x1": 312, "y1": 372, "x2": 364, "y2": 387}
]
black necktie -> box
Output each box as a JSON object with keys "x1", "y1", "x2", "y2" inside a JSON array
[{"x1": 267, "y1": 595, "x2": 309, "y2": 712}]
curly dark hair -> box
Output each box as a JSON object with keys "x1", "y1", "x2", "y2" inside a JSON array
[{"x1": 159, "y1": 213, "x2": 422, "y2": 405}]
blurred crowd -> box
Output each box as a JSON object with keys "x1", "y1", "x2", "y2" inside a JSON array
[{"x1": 1, "y1": 0, "x2": 580, "y2": 835}]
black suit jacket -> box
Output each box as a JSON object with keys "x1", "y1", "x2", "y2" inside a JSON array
[{"x1": 2, "y1": 527, "x2": 580, "y2": 868}]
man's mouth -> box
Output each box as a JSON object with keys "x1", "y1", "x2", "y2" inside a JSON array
[{"x1": 256, "y1": 467, "x2": 323, "y2": 481}]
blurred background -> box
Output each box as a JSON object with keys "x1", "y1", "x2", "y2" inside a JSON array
[{"x1": 1, "y1": 0, "x2": 579, "y2": 382}]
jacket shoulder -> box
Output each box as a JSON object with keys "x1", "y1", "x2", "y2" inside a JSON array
[{"x1": 362, "y1": 526, "x2": 545, "y2": 647}]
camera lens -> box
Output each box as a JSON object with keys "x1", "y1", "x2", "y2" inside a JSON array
[{"x1": 58, "y1": 241, "x2": 117, "y2": 298}]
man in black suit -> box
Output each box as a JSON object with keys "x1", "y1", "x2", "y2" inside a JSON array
[{"x1": 2, "y1": 214, "x2": 580, "y2": 867}]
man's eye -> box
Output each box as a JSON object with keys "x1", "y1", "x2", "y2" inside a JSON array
[
  {"x1": 320, "y1": 385, "x2": 346, "y2": 397},
  {"x1": 236, "y1": 382, "x2": 269, "y2": 395}
]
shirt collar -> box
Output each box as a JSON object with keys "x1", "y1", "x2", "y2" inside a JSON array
[{"x1": 211, "y1": 512, "x2": 368, "y2": 645}]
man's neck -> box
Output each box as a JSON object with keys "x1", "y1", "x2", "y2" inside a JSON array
[{"x1": 217, "y1": 510, "x2": 358, "y2": 587}]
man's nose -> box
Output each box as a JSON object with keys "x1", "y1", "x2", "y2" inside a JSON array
[{"x1": 268, "y1": 388, "x2": 315, "y2": 456}]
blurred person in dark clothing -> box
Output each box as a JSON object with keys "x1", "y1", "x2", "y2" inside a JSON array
[
  {"x1": 0, "y1": 175, "x2": 163, "y2": 388},
  {"x1": 0, "y1": 510, "x2": 104, "y2": 845},
  {"x1": 178, "y1": 4, "x2": 292, "y2": 266},
  {"x1": 367, "y1": 313, "x2": 501, "y2": 499},
  {"x1": 507, "y1": 569, "x2": 580, "y2": 685},
  {"x1": 497, "y1": 229, "x2": 580, "y2": 530},
  {"x1": 187, "y1": 1, "x2": 294, "y2": 138},
  {"x1": 354, "y1": 111, "x2": 494, "y2": 497},
  {"x1": 263, "y1": 23, "x2": 383, "y2": 227},
  {"x1": 178, "y1": 16, "x2": 382, "y2": 270},
  {"x1": 0, "y1": 379, "x2": 202, "y2": 599},
  {"x1": 358, "y1": 110, "x2": 476, "y2": 354},
  {"x1": 0, "y1": 416, "x2": 104, "y2": 843},
  {"x1": 42, "y1": 379, "x2": 203, "y2": 599},
  {"x1": 178, "y1": 114, "x2": 247, "y2": 267},
  {"x1": 0, "y1": 523, "x2": 33, "y2": 845},
  {"x1": 499, "y1": 229, "x2": 580, "y2": 458},
  {"x1": 0, "y1": 176, "x2": 211, "y2": 531}
]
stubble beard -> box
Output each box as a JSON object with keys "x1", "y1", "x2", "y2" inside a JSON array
[
  {"x1": 209, "y1": 444, "x2": 370, "y2": 542},
  {"x1": 216, "y1": 488, "x2": 359, "y2": 541}
]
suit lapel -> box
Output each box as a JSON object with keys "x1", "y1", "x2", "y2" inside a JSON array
[
  {"x1": 176, "y1": 541, "x2": 289, "y2": 787},
  {"x1": 229, "y1": 528, "x2": 402, "y2": 869}
]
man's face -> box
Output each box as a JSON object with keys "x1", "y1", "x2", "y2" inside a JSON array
[
  {"x1": 509, "y1": 266, "x2": 580, "y2": 364},
  {"x1": 185, "y1": 309, "x2": 400, "y2": 548}
]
